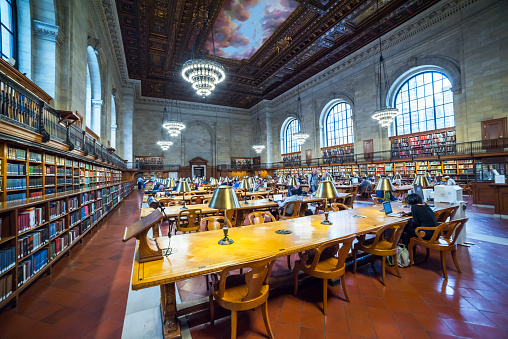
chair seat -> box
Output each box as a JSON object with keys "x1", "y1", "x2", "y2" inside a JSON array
[
  {"x1": 217, "y1": 284, "x2": 269, "y2": 310},
  {"x1": 357, "y1": 239, "x2": 396, "y2": 253}
]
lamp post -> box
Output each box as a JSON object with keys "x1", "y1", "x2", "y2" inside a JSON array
[
  {"x1": 208, "y1": 185, "x2": 241, "y2": 245},
  {"x1": 175, "y1": 181, "x2": 191, "y2": 210},
  {"x1": 315, "y1": 180, "x2": 340, "y2": 225}
]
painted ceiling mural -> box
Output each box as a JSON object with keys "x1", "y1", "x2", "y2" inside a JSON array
[{"x1": 206, "y1": 0, "x2": 299, "y2": 60}]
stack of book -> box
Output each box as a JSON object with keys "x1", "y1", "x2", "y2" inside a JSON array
[
  {"x1": 50, "y1": 234, "x2": 69, "y2": 259},
  {"x1": 17, "y1": 249, "x2": 48, "y2": 287},
  {"x1": 18, "y1": 229, "x2": 49, "y2": 258},
  {"x1": 49, "y1": 200, "x2": 66, "y2": 219},
  {"x1": 50, "y1": 220, "x2": 65, "y2": 239},
  {"x1": 18, "y1": 207, "x2": 45, "y2": 233}
]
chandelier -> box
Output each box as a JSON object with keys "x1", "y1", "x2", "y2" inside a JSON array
[
  {"x1": 252, "y1": 103, "x2": 265, "y2": 153},
  {"x1": 182, "y1": 2, "x2": 225, "y2": 98},
  {"x1": 293, "y1": 132, "x2": 310, "y2": 145},
  {"x1": 162, "y1": 99, "x2": 185, "y2": 137},
  {"x1": 157, "y1": 141, "x2": 173, "y2": 151},
  {"x1": 293, "y1": 85, "x2": 309, "y2": 145},
  {"x1": 372, "y1": 1, "x2": 399, "y2": 127}
]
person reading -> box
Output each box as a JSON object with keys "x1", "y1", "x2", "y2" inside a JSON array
[{"x1": 400, "y1": 193, "x2": 438, "y2": 246}]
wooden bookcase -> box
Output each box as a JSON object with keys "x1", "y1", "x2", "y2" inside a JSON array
[
  {"x1": 282, "y1": 152, "x2": 301, "y2": 167},
  {"x1": 390, "y1": 127, "x2": 456, "y2": 158},
  {"x1": 321, "y1": 144, "x2": 354, "y2": 163},
  {"x1": 0, "y1": 141, "x2": 134, "y2": 309}
]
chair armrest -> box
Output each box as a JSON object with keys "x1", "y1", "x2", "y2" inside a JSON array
[{"x1": 414, "y1": 226, "x2": 441, "y2": 242}]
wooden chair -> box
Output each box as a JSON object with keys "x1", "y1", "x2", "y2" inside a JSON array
[
  {"x1": 225, "y1": 209, "x2": 238, "y2": 227},
  {"x1": 209, "y1": 256, "x2": 276, "y2": 339},
  {"x1": 279, "y1": 201, "x2": 302, "y2": 220},
  {"x1": 176, "y1": 209, "x2": 201, "y2": 234},
  {"x1": 158, "y1": 198, "x2": 175, "y2": 207},
  {"x1": 331, "y1": 203, "x2": 349, "y2": 211},
  {"x1": 352, "y1": 221, "x2": 407, "y2": 286},
  {"x1": 434, "y1": 206, "x2": 459, "y2": 223},
  {"x1": 190, "y1": 195, "x2": 199, "y2": 205},
  {"x1": 200, "y1": 216, "x2": 231, "y2": 231},
  {"x1": 247, "y1": 211, "x2": 276, "y2": 225},
  {"x1": 408, "y1": 218, "x2": 468, "y2": 279},
  {"x1": 293, "y1": 237, "x2": 355, "y2": 315},
  {"x1": 371, "y1": 195, "x2": 384, "y2": 205},
  {"x1": 344, "y1": 194, "x2": 354, "y2": 208},
  {"x1": 253, "y1": 194, "x2": 266, "y2": 200},
  {"x1": 202, "y1": 198, "x2": 210, "y2": 204}
]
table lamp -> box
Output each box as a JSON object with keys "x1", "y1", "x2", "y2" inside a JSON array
[
  {"x1": 409, "y1": 173, "x2": 416, "y2": 179},
  {"x1": 375, "y1": 178, "x2": 396, "y2": 202},
  {"x1": 239, "y1": 178, "x2": 251, "y2": 204},
  {"x1": 413, "y1": 175, "x2": 430, "y2": 188},
  {"x1": 208, "y1": 185, "x2": 241, "y2": 245},
  {"x1": 248, "y1": 177, "x2": 255, "y2": 187},
  {"x1": 210, "y1": 178, "x2": 218, "y2": 186},
  {"x1": 175, "y1": 180, "x2": 191, "y2": 209},
  {"x1": 316, "y1": 180, "x2": 340, "y2": 225},
  {"x1": 287, "y1": 177, "x2": 298, "y2": 186},
  {"x1": 393, "y1": 174, "x2": 402, "y2": 180},
  {"x1": 425, "y1": 172, "x2": 432, "y2": 179}
]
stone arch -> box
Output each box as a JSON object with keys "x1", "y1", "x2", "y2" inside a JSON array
[
  {"x1": 86, "y1": 44, "x2": 103, "y2": 136},
  {"x1": 318, "y1": 94, "x2": 355, "y2": 149},
  {"x1": 180, "y1": 120, "x2": 216, "y2": 166},
  {"x1": 280, "y1": 116, "x2": 300, "y2": 154}
]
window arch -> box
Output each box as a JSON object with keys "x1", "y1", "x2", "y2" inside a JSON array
[
  {"x1": 1, "y1": 0, "x2": 16, "y2": 61},
  {"x1": 393, "y1": 71, "x2": 454, "y2": 135},
  {"x1": 324, "y1": 102, "x2": 353, "y2": 146},
  {"x1": 85, "y1": 46, "x2": 102, "y2": 136},
  {"x1": 282, "y1": 118, "x2": 301, "y2": 154}
]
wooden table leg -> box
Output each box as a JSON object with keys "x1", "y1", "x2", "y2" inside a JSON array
[{"x1": 160, "y1": 282, "x2": 181, "y2": 338}]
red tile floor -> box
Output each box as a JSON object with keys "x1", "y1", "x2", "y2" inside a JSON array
[{"x1": 1, "y1": 190, "x2": 508, "y2": 339}]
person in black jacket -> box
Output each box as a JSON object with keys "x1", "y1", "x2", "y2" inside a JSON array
[{"x1": 401, "y1": 193, "x2": 438, "y2": 245}]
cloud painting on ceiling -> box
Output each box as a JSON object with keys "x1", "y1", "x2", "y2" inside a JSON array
[{"x1": 206, "y1": 0, "x2": 299, "y2": 60}]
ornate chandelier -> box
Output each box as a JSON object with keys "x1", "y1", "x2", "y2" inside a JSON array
[
  {"x1": 293, "y1": 87, "x2": 309, "y2": 145},
  {"x1": 162, "y1": 99, "x2": 186, "y2": 137},
  {"x1": 372, "y1": 1, "x2": 399, "y2": 127},
  {"x1": 293, "y1": 132, "x2": 310, "y2": 145},
  {"x1": 252, "y1": 104, "x2": 265, "y2": 153},
  {"x1": 157, "y1": 141, "x2": 173, "y2": 151},
  {"x1": 252, "y1": 145, "x2": 265, "y2": 153},
  {"x1": 182, "y1": 2, "x2": 225, "y2": 98}
]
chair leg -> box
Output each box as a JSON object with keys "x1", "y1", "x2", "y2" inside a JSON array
[
  {"x1": 341, "y1": 274, "x2": 350, "y2": 302},
  {"x1": 451, "y1": 250, "x2": 461, "y2": 273},
  {"x1": 262, "y1": 301, "x2": 274, "y2": 339},
  {"x1": 209, "y1": 294, "x2": 214, "y2": 326},
  {"x1": 408, "y1": 242, "x2": 415, "y2": 266},
  {"x1": 352, "y1": 248, "x2": 358, "y2": 274},
  {"x1": 381, "y1": 256, "x2": 386, "y2": 286},
  {"x1": 322, "y1": 279, "x2": 328, "y2": 315},
  {"x1": 393, "y1": 254, "x2": 401, "y2": 278},
  {"x1": 206, "y1": 275, "x2": 209, "y2": 290},
  {"x1": 440, "y1": 251, "x2": 448, "y2": 280},
  {"x1": 424, "y1": 248, "x2": 430, "y2": 263},
  {"x1": 293, "y1": 268, "x2": 299, "y2": 296},
  {"x1": 287, "y1": 255, "x2": 291, "y2": 270},
  {"x1": 231, "y1": 310, "x2": 237, "y2": 339}
]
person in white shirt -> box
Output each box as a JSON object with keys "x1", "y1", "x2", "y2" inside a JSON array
[{"x1": 444, "y1": 176, "x2": 456, "y2": 185}]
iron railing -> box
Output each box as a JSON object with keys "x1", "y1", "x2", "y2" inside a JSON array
[
  {"x1": 218, "y1": 138, "x2": 508, "y2": 171},
  {"x1": 126, "y1": 163, "x2": 180, "y2": 171},
  {"x1": 0, "y1": 71, "x2": 127, "y2": 169}
]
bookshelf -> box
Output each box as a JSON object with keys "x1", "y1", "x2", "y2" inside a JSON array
[
  {"x1": 321, "y1": 144, "x2": 354, "y2": 163},
  {"x1": 135, "y1": 156, "x2": 164, "y2": 170},
  {"x1": 282, "y1": 152, "x2": 301, "y2": 167},
  {"x1": 390, "y1": 128, "x2": 456, "y2": 158},
  {"x1": 231, "y1": 158, "x2": 251, "y2": 169}
]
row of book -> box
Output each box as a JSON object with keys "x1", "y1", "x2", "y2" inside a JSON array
[
  {"x1": 57, "y1": 178, "x2": 65, "y2": 185},
  {"x1": 0, "y1": 248, "x2": 15, "y2": 273},
  {"x1": 45, "y1": 177, "x2": 55, "y2": 186},
  {"x1": 18, "y1": 207, "x2": 45, "y2": 233},
  {"x1": 50, "y1": 220, "x2": 65, "y2": 239},
  {"x1": 0, "y1": 274, "x2": 12, "y2": 302},
  {"x1": 6, "y1": 163, "x2": 25, "y2": 175},
  {"x1": 29, "y1": 177, "x2": 43, "y2": 188},
  {"x1": 81, "y1": 192, "x2": 91, "y2": 204},
  {"x1": 6, "y1": 178, "x2": 27, "y2": 190},
  {"x1": 45, "y1": 166, "x2": 56, "y2": 175},
  {"x1": 28, "y1": 165, "x2": 43, "y2": 175},
  {"x1": 28, "y1": 152, "x2": 42, "y2": 162},
  {"x1": 17, "y1": 249, "x2": 48, "y2": 287},
  {"x1": 49, "y1": 200, "x2": 65, "y2": 219},
  {"x1": 82, "y1": 219, "x2": 91, "y2": 233},
  {"x1": 50, "y1": 234, "x2": 68, "y2": 259},
  {"x1": 69, "y1": 210, "x2": 81, "y2": 226},
  {"x1": 6, "y1": 192, "x2": 26, "y2": 201},
  {"x1": 18, "y1": 229, "x2": 48, "y2": 259},
  {"x1": 56, "y1": 168, "x2": 65, "y2": 176},
  {"x1": 81, "y1": 206, "x2": 89, "y2": 219},
  {"x1": 69, "y1": 228, "x2": 79, "y2": 243},
  {"x1": 7, "y1": 147, "x2": 26, "y2": 160},
  {"x1": 69, "y1": 196, "x2": 79, "y2": 210}
]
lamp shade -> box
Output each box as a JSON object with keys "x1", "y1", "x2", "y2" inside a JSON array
[
  {"x1": 316, "y1": 180, "x2": 340, "y2": 199},
  {"x1": 393, "y1": 174, "x2": 402, "y2": 180},
  {"x1": 248, "y1": 177, "x2": 255, "y2": 185},
  {"x1": 239, "y1": 178, "x2": 252, "y2": 190},
  {"x1": 210, "y1": 178, "x2": 218, "y2": 186},
  {"x1": 436, "y1": 172, "x2": 443, "y2": 177},
  {"x1": 175, "y1": 181, "x2": 191, "y2": 193},
  {"x1": 169, "y1": 179, "x2": 176, "y2": 187},
  {"x1": 409, "y1": 173, "x2": 416, "y2": 179},
  {"x1": 413, "y1": 175, "x2": 430, "y2": 188},
  {"x1": 374, "y1": 178, "x2": 396, "y2": 192},
  {"x1": 287, "y1": 177, "x2": 298, "y2": 186},
  {"x1": 344, "y1": 174, "x2": 351, "y2": 179},
  {"x1": 424, "y1": 172, "x2": 432, "y2": 178},
  {"x1": 208, "y1": 185, "x2": 241, "y2": 210}
]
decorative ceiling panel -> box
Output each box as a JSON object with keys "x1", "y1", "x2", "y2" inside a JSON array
[{"x1": 116, "y1": 0, "x2": 442, "y2": 108}]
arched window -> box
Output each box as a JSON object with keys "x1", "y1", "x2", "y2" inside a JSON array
[
  {"x1": 284, "y1": 118, "x2": 300, "y2": 154},
  {"x1": 325, "y1": 102, "x2": 353, "y2": 146},
  {"x1": 1, "y1": 0, "x2": 16, "y2": 61},
  {"x1": 85, "y1": 46, "x2": 102, "y2": 136},
  {"x1": 85, "y1": 64, "x2": 92, "y2": 127},
  {"x1": 394, "y1": 72, "x2": 454, "y2": 135},
  {"x1": 110, "y1": 94, "x2": 117, "y2": 149}
]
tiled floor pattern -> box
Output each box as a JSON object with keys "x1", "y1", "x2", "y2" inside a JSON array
[{"x1": 1, "y1": 190, "x2": 508, "y2": 339}]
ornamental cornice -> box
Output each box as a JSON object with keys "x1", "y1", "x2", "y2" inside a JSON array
[{"x1": 32, "y1": 20, "x2": 59, "y2": 42}]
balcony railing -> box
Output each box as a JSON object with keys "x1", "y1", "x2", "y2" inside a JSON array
[
  {"x1": 126, "y1": 163, "x2": 181, "y2": 171},
  {"x1": 0, "y1": 71, "x2": 127, "y2": 169},
  {"x1": 218, "y1": 138, "x2": 508, "y2": 171}
]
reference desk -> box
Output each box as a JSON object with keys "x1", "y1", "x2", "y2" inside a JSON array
[{"x1": 130, "y1": 205, "x2": 411, "y2": 338}]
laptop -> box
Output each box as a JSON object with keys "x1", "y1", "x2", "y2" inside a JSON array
[
  {"x1": 383, "y1": 202, "x2": 400, "y2": 217},
  {"x1": 272, "y1": 194, "x2": 283, "y2": 202}
]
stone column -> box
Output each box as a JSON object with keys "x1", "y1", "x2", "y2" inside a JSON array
[
  {"x1": 91, "y1": 99, "x2": 103, "y2": 137},
  {"x1": 32, "y1": 20, "x2": 59, "y2": 99},
  {"x1": 117, "y1": 86, "x2": 134, "y2": 162}
]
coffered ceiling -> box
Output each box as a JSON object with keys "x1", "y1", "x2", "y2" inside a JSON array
[{"x1": 116, "y1": 0, "x2": 440, "y2": 108}]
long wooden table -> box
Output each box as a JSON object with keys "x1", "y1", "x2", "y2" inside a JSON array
[{"x1": 143, "y1": 190, "x2": 284, "y2": 203}]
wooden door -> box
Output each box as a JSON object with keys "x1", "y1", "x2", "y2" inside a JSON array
[
  {"x1": 306, "y1": 149, "x2": 312, "y2": 166},
  {"x1": 363, "y1": 140, "x2": 373, "y2": 161},
  {"x1": 482, "y1": 118, "x2": 507, "y2": 152}
]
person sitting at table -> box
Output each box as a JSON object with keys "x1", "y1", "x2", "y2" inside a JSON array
[
  {"x1": 401, "y1": 193, "x2": 438, "y2": 246},
  {"x1": 288, "y1": 182, "x2": 303, "y2": 196},
  {"x1": 376, "y1": 189, "x2": 397, "y2": 202},
  {"x1": 233, "y1": 179, "x2": 240, "y2": 189},
  {"x1": 277, "y1": 187, "x2": 303, "y2": 216},
  {"x1": 444, "y1": 176, "x2": 456, "y2": 185},
  {"x1": 358, "y1": 177, "x2": 372, "y2": 193}
]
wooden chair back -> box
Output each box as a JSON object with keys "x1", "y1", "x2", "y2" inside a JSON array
[
  {"x1": 190, "y1": 195, "x2": 199, "y2": 205},
  {"x1": 416, "y1": 218, "x2": 468, "y2": 246},
  {"x1": 253, "y1": 194, "x2": 266, "y2": 200},
  {"x1": 247, "y1": 211, "x2": 276, "y2": 225},
  {"x1": 331, "y1": 203, "x2": 349, "y2": 211},
  {"x1": 300, "y1": 236, "x2": 354, "y2": 273},
  {"x1": 368, "y1": 221, "x2": 407, "y2": 252},
  {"x1": 200, "y1": 216, "x2": 230, "y2": 231},
  {"x1": 177, "y1": 209, "x2": 202, "y2": 233},
  {"x1": 158, "y1": 198, "x2": 175, "y2": 207},
  {"x1": 212, "y1": 256, "x2": 276, "y2": 302},
  {"x1": 371, "y1": 195, "x2": 384, "y2": 205},
  {"x1": 225, "y1": 209, "x2": 238, "y2": 227},
  {"x1": 434, "y1": 206, "x2": 459, "y2": 223},
  {"x1": 344, "y1": 194, "x2": 354, "y2": 208},
  {"x1": 282, "y1": 201, "x2": 302, "y2": 218}
]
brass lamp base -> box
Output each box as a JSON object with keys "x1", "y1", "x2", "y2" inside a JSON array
[
  {"x1": 218, "y1": 227, "x2": 234, "y2": 245},
  {"x1": 321, "y1": 210, "x2": 332, "y2": 225}
]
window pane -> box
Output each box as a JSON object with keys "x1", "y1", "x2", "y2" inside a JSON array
[
  {"x1": 324, "y1": 102, "x2": 353, "y2": 147},
  {"x1": 0, "y1": 0, "x2": 14, "y2": 59}
]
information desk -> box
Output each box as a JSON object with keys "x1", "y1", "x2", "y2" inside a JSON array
[{"x1": 131, "y1": 204, "x2": 416, "y2": 338}]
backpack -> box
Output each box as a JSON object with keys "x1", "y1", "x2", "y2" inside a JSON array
[{"x1": 387, "y1": 244, "x2": 410, "y2": 268}]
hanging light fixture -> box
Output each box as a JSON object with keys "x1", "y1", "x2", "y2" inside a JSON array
[
  {"x1": 372, "y1": 1, "x2": 400, "y2": 127},
  {"x1": 157, "y1": 106, "x2": 173, "y2": 151},
  {"x1": 162, "y1": 99, "x2": 186, "y2": 137},
  {"x1": 252, "y1": 103, "x2": 265, "y2": 154},
  {"x1": 293, "y1": 84, "x2": 309, "y2": 145},
  {"x1": 182, "y1": 2, "x2": 225, "y2": 98}
]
